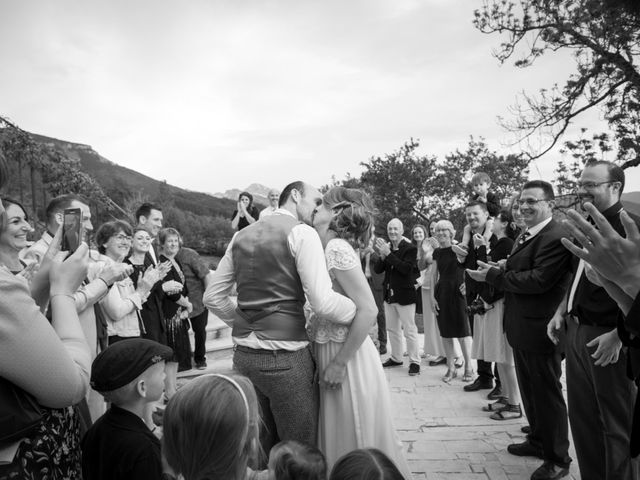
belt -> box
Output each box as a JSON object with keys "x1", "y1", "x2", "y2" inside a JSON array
[{"x1": 233, "y1": 345, "x2": 300, "y2": 355}]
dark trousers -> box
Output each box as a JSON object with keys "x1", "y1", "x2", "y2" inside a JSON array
[
  {"x1": 189, "y1": 310, "x2": 209, "y2": 363},
  {"x1": 566, "y1": 320, "x2": 638, "y2": 480},
  {"x1": 513, "y1": 347, "x2": 571, "y2": 468},
  {"x1": 368, "y1": 279, "x2": 386, "y2": 346},
  {"x1": 233, "y1": 346, "x2": 318, "y2": 464}
]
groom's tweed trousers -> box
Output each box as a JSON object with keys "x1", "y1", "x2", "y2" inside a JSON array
[{"x1": 233, "y1": 345, "x2": 318, "y2": 456}]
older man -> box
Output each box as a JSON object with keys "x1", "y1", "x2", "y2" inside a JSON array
[
  {"x1": 204, "y1": 181, "x2": 355, "y2": 457},
  {"x1": 547, "y1": 161, "x2": 639, "y2": 480},
  {"x1": 468, "y1": 181, "x2": 573, "y2": 480},
  {"x1": 375, "y1": 218, "x2": 421, "y2": 376},
  {"x1": 259, "y1": 189, "x2": 281, "y2": 219}
]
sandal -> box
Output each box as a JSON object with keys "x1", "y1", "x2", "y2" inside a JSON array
[
  {"x1": 442, "y1": 370, "x2": 457, "y2": 383},
  {"x1": 482, "y1": 398, "x2": 508, "y2": 412},
  {"x1": 454, "y1": 357, "x2": 464, "y2": 369},
  {"x1": 490, "y1": 404, "x2": 523, "y2": 420},
  {"x1": 462, "y1": 370, "x2": 475, "y2": 382}
]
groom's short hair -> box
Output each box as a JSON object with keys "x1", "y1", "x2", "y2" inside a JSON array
[{"x1": 279, "y1": 181, "x2": 306, "y2": 207}]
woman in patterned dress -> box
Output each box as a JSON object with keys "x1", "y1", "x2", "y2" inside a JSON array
[{"x1": 308, "y1": 187, "x2": 412, "y2": 478}]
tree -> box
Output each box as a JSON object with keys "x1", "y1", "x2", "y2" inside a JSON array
[
  {"x1": 359, "y1": 139, "x2": 438, "y2": 231},
  {"x1": 356, "y1": 137, "x2": 529, "y2": 237},
  {"x1": 474, "y1": 0, "x2": 640, "y2": 167}
]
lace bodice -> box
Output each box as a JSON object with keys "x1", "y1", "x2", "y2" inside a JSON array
[{"x1": 306, "y1": 239, "x2": 358, "y2": 344}]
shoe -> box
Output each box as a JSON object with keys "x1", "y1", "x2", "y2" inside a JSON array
[
  {"x1": 521, "y1": 425, "x2": 532, "y2": 434},
  {"x1": 463, "y1": 377, "x2": 493, "y2": 392},
  {"x1": 195, "y1": 361, "x2": 207, "y2": 370},
  {"x1": 507, "y1": 441, "x2": 544, "y2": 459},
  {"x1": 482, "y1": 398, "x2": 508, "y2": 412},
  {"x1": 530, "y1": 461, "x2": 569, "y2": 480},
  {"x1": 379, "y1": 345, "x2": 387, "y2": 355},
  {"x1": 408, "y1": 363, "x2": 420, "y2": 376},
  {"x1": 454, "y1": 357, "x2": 464, "y2": 369},
  {"x1": 487, "y1": 385, "x2": 503, "y2": 400},
  {"x1": 462, "y1": 369, "x2": 474, "y2": 382},
  {"x1": 429, "y1": 356, "x2": 446, "y2": 366},
  {"x1": 490, "y1": 404, "x2": 523, "y2": 420},
  {"x1": 442, "y1": 369, "x2": 458, "y2": 383},
  {"x1": 382, "y1": 358, "x2": 403, "y2": 368}
]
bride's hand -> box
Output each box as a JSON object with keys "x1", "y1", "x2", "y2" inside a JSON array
[{"x1": 322, "y1": 360, "x2": 347, "y2": 390}]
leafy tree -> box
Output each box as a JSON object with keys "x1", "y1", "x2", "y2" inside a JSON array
[
  {"x1": 474, "y1": 0, "x2": 640, "y2": 167},
  {"x1": 359, "y1": 138, "x2": 438, "y2": 232}
]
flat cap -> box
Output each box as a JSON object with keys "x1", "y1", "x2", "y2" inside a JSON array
[{"x1": 90, "y1": 338, "x2": 173, "y2": 392}]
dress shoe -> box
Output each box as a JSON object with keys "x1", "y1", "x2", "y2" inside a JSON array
[
  {"x1": 521, "y1": 425, "x2": 532, "y2": 434},
  {"x1": 379, "y1": 345, "x2": 387, "y2": 355},
  {"x1": 530, "y1": 461, "x2": 569, "y2": 480},
  {"x1": 195, "y1": 360, "x2": 207, "y2": 370},
  {"x1": 382, "y1": 358, "x2": 403, "y2": 368},
  {"x1": 507, "y1": 441, "x2": 544, "y2": 459},
  {"x1": 429, "y1": 356, "x2": 446, "y2": 366},
  {"x1": 408, "y1": 363, "x2": 420, "y2": 376},
  {"x1": 487, "y1": 384, "x2": 503, "y2": 400},
  {"x1": 463, "y1": 377, "x2": 493, "y2": 392}
]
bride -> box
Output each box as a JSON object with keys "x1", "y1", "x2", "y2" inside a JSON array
[{"x1": 308, "y1": 186, "x2": 412, "y2": 478}]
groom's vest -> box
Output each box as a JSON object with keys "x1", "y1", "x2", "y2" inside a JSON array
[{"x1": 231, "y1": 214, "x2": 308, "y2": 341}]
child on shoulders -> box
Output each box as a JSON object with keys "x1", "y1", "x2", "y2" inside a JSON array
[{"x1": 459, "y1": 172, "x2": 501, "y2": 257}]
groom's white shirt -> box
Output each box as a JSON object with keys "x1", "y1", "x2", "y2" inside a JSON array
[{"x1": 204, "y1": 209, "x2": 356, "y2": 351}]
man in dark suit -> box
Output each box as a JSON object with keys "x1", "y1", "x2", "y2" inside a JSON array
[
  {"x1": 135, "y1": 203, "x2": 164, "y2": 264},
  {"x1": 375, "y1": 218, "x2": 421, "y2": 376},
  {"x1": 547, "y1": 161, "x2": 639, "y2": 480},
  {"x1": 468, "y1": 180, "x2": 573, "y2": 480}
]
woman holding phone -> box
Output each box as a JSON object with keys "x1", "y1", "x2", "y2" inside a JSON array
[{"x1": 0, "y1": 152, "x2": 93, "y2": 478}]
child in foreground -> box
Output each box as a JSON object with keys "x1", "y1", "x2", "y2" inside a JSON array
[
  {"x1": 269, "y1": 440, "x2": 327, "y2": 480},
  {"x1": 329, "y1": 448, "x2": 405, "y2": 480},
  {"x1": 81, "y1": 338, "x2": 172, "y2": 480}
]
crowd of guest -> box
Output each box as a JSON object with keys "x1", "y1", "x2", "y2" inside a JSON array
[{"x1": 2, "y1": 150, "x2": 640, "y2": 480}]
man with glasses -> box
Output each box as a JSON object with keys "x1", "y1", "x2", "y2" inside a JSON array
[
  {"x1": 468, "y1": 180, "x2": 573, "y2": 480},
  {"x1": 547, "y1": 161, "x2": 639, "y2": 479}
]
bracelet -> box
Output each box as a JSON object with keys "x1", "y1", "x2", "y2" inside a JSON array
[
  {"x1": 50, "y1": 293, "x2": 75, "y2": 301},
  {"x1": 97, "y1": 277, "x2": 113, "y2": 290}
]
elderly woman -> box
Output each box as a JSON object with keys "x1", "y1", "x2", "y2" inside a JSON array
[
  {"x1": 431, "y1": 219, "x2": 474, "y2": 383},
  {"x1": 230, "y1": 191, "x2": 259, "y2": 231},
  {"x1": 0, "y1": 154, "x2": 91, "y2": 478},
  {"x1": 158, "y1": 227, "x2": 193, "y2": 398},
  {"x1": 95, "y1": 220, "x2": 162, "y2": 345},
  {"x1": 0, "y1": 198, "x2": 34, "y2": 275}
]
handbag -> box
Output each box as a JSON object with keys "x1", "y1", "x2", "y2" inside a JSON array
[{"x1": 0, "y1": 376, "x2": 43, "y2": 445}]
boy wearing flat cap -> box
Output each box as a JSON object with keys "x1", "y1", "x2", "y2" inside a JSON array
[{"x1": 82, "y1": 338, "x2": 172, "y2": 480}]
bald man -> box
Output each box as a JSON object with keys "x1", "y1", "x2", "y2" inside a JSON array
[
  {"x1": 259, "y1": 189, "x2": 281, "y2": 220},
  {"x1": 374, "y1": 218, "x2": 421, "y2": 376}
]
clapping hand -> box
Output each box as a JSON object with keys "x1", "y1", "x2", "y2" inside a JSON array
[
  {"x1": 465, "y1": 260, "x2": 492, "y2": 282},
  {"x1": 472, "y1": 233, "x2": 487, "y2": 248},
  {"x1": 561, "y1": 202, "x2": 640, "y2": 298},
  {"x1": 374, "y1": 238, "x2": 391, "y2": 257}
]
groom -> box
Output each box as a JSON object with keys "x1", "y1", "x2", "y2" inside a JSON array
[{"x1": 204, "y1": 181, "x2": 356, "y2": 456}]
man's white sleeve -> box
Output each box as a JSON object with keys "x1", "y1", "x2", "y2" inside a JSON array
[
  {"x1": 290, "y1": 224, "x2": 356, "y2": 323},
  {"x1": 203, "y1": 236, "x2": 238, "y2": 324}
]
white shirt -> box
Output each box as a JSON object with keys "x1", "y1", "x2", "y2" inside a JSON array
[
  {"x1": 522, "y1": 216, "x2": 553, "y2": 241},
  {"x1": 259, "y1": 206, "x2": 278, "y2": 220},
  {"x1": 204, "y1": 209, "x2": 357, "y2": 350}
]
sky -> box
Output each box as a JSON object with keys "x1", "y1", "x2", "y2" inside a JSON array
[{"x1": 1, "y1": 0, "x2": 638, "y2": 195}]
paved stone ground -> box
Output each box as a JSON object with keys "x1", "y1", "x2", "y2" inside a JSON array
[{"x1": 385, "y1": 358, "x2": 580, "y2": 480}]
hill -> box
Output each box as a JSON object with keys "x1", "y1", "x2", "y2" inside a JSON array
[
  {"x1": 30, "y1": 133, "x2": 238, "y2": 218},
  {"x1": 214, "y1": 183, "x2": 274, "y2": 206},
  {"x1": 622, "y1": 192, "x2": 640, "y2": 216}
]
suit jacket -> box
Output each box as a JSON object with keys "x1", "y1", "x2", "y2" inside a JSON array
[
  {"x1": 373, "y1": 239, "x2": 419, "y2": 305},
  {"x1": 485, "y1": 218, "x2": 573, "y2": 353}
]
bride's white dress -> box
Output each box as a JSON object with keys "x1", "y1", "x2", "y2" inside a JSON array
[{"x1": 306, "y1": 238, "x2": 412, "y2": 478}]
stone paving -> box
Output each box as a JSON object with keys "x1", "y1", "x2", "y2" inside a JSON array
[{"x1": 385, "y1": 359, "x2": 580, "y2": 480}]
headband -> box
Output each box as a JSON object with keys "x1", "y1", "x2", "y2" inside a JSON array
[{"x1": 201, "y1": 373, "x2": 250, "y2": 424}]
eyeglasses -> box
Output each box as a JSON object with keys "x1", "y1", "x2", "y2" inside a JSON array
[
  {"x1": 114, "y1": 234, "x2": 132, "y2": 242},
  {"x1": 575, "y1": 181, "x2": 614, "y2": 190},
  {"x1": 517, "y1": 198, "x2": 548, "y2": 206}
]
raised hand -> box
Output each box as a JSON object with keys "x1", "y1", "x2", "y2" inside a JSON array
[
  {"x1": 50, "y1": 243, "x2": 89, "y2": 296},
  {"x1": 99, "y1": 263, "x2": 134, "y2": 286},
  {"x1": 561, "y1": 202, "x2": 640, "y2": 298}
]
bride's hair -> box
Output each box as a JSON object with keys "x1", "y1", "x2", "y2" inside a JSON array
[{"x1": 322, "y1": 187, "x2": 375, "y2": 249}]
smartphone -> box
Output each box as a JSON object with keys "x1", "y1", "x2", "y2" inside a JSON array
[{"x1": 61, "y1": 208, "x2": 83, "y2": 254}]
